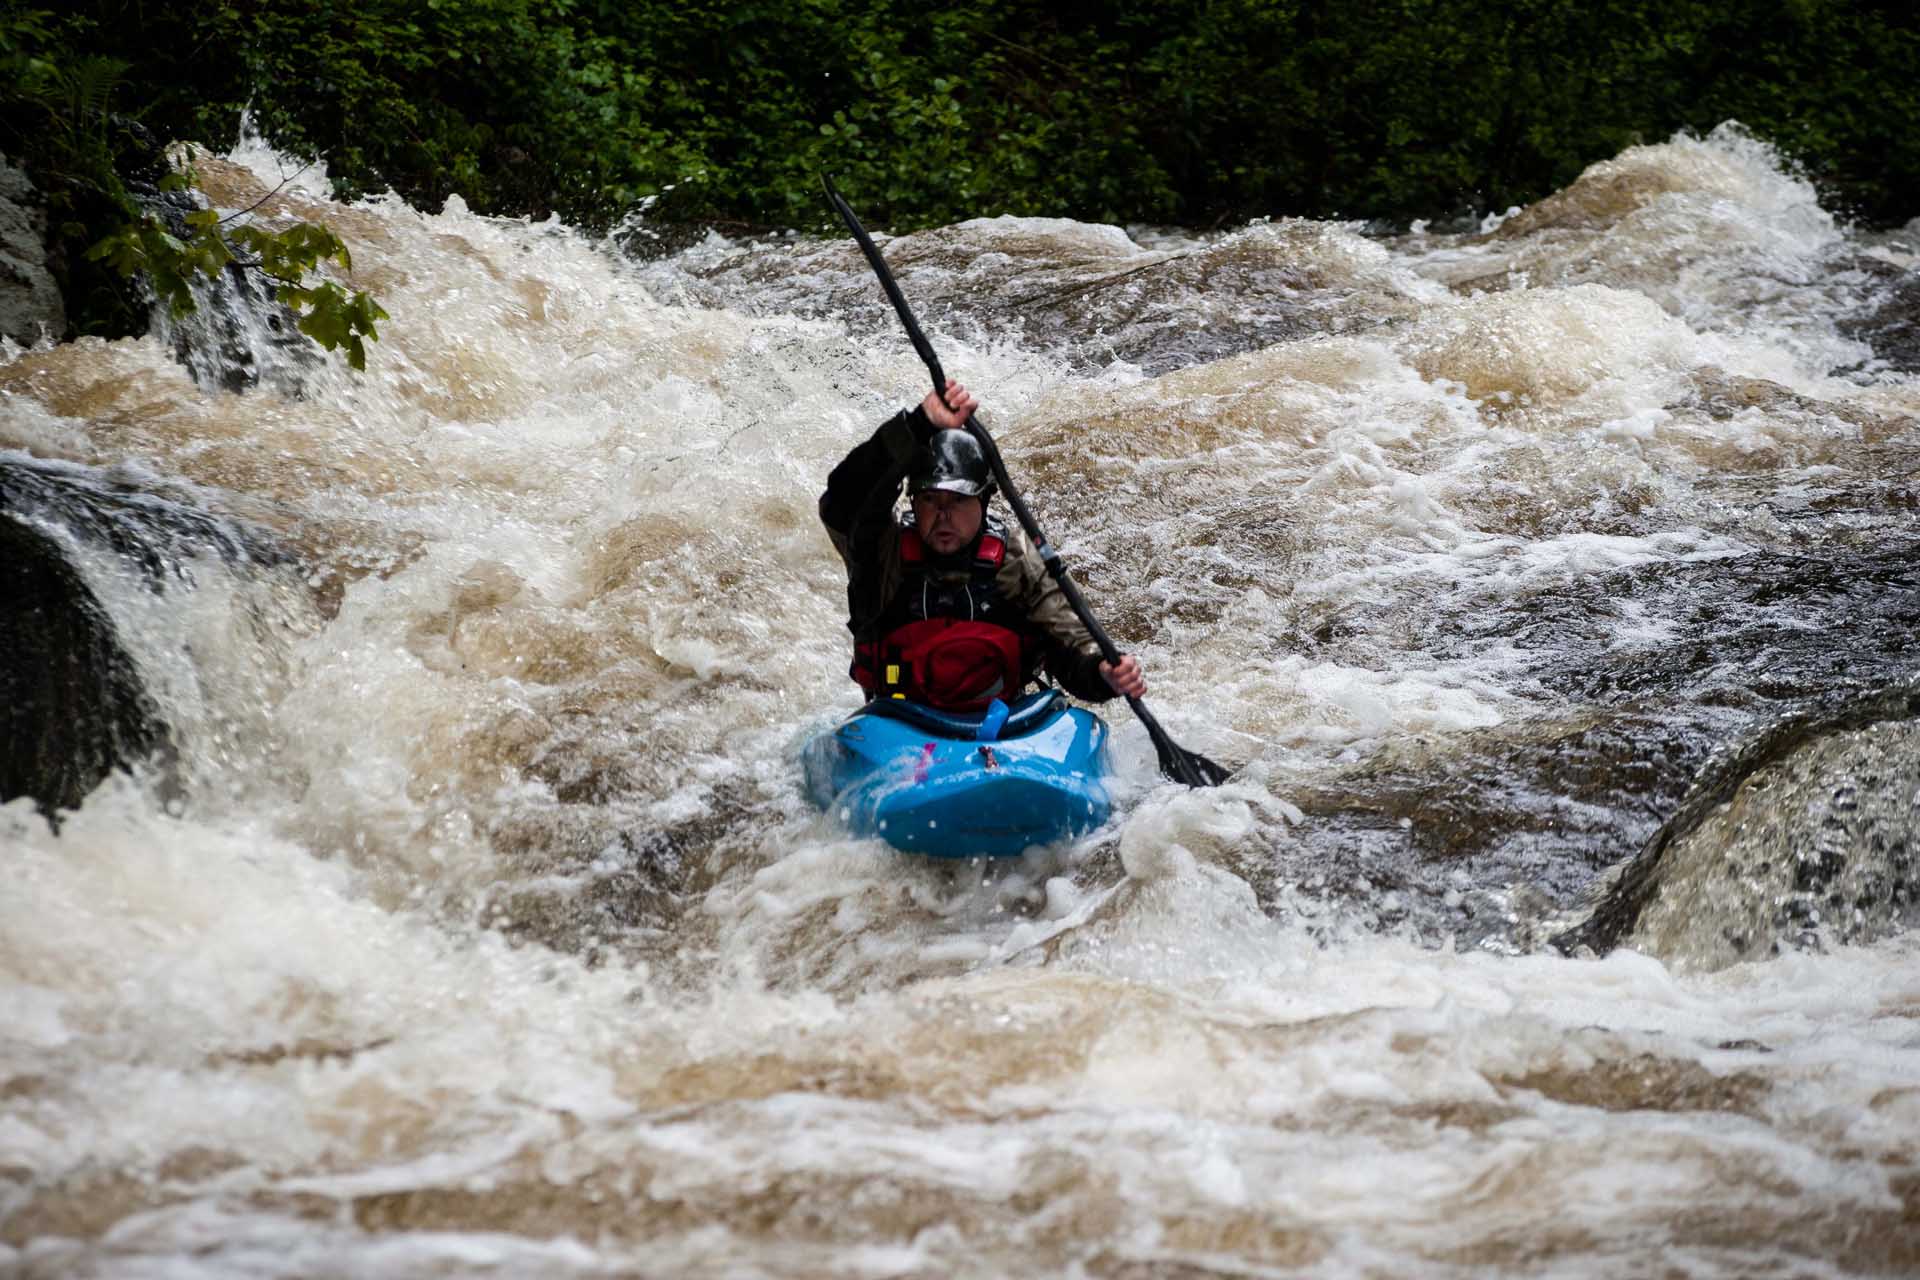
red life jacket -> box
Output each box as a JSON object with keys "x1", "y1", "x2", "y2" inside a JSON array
[{"x1": 851, "y1": 522, "x2": 1039, "y2": 711}]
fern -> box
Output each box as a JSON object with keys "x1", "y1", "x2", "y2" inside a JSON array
[{"x1": 62, "y1": 55, "x2": 128, "y2": 131}]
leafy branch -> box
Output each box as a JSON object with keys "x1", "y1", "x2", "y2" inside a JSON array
[
  {"x1": 4, "y1": 10, "x2": 389, "y2": 359},
  {"x1": 87, "y1": 202, "x2": 389, "y2": 370}
]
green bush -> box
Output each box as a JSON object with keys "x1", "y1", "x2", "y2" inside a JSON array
[
  {"x1": 1, "y1": 6, "x2": 387, "y2": 354},
  {"x1": 7, "y1": 0, "x2": 1918, "y2": 296}
]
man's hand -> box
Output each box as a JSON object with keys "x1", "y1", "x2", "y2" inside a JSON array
[
  {"x1": 1100, "y1": 654, "x2": 1147, "y2": 699},
  {"x1": 922, "y1": 378, "x2": 977, "y2": 430}
]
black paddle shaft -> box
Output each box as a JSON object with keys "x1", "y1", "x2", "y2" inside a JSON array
[{"x1": 821, "y1": 176, "x2": 1229, "y2": 787}]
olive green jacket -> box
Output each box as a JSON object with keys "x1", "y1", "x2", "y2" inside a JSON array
[{"x1": 819, "y1": 407, "x2": 1112, "y2": 702}]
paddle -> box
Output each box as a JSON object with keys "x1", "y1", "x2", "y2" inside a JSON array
[{"x1": 822, "y1": 175, "x2": 1232, "y2": 788}]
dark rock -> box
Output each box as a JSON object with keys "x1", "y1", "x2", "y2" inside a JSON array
[
  {"x1": 0, "y1": 514, "x2": 171, "y2": 818},
  {"x1": 9, "y1": 112, "x2": 318, "y2": 387},
  {"x1": 158, "y1": 250, "x2": 321, "y2": 395},
  {"x1": 1553, "y1": 680, "x2": 1920, "y2": 959},
  {"x1": 0, "y1": 453, "x2": 290, "y2": 585},
  {"x1": 0, "y1": 453, "x2": 299, "y2": 821},
  {"x1": 0, "y1": 151, "x2": 65, "y2": 345},
  {"x1": 1839, "y1": 261, "x2": 1920, "y2": 374},
  {"x1": 107, "y1": 115, "x2": 171, "y2": 193},
  {"x1": 1253, "y1": 528, "x2": 1920, "y2": 951},
  {"x1": 123, "y1": 148, "x2": 321, "y2": 395}
]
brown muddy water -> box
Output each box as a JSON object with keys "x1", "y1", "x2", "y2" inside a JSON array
[{"x1": 4, "y1": 123, "x2": 1919, "y2": 1277}]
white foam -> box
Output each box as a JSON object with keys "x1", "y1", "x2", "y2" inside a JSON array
[{"x1": 2, "y1": 122, "x2": 1915, "y2": 1276}]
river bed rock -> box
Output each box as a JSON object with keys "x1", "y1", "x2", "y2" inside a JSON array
[
  {"x1": 1840, "y1": 263, "x2": 1920, "y2": 373},
  {"x1": 1553, "y1": 681, "x2": 1920, "y2": 965},
  {"x1": 0, "y1": 152, "x2": 66, "y2": 346},
  {"x1": 0, "y1": 514, "x2": 168, "y2": 817},
  {"x1": 0, "y1": 453, "x2": 301, "y2": 819}
]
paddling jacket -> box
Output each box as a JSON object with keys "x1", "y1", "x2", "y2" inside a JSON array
[{"x1": 819, "y1": 406, "x2": 1114, "y2": 709}]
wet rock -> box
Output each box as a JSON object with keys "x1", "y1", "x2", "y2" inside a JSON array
[
  {"x1": 1545, "y1": 547, "x2": 1920, "y2": 713},
  {"x1": 1839, "y1": 263, "x2": 1920, "y2": 373},
  {"x1": 0, "y1": 454, "x2": 299, "y2": 819},
  {"x1": 1679, "y1": 365, "x2": 1908, "y2": 442},
  {"x1": 0, "y1": 152, "x2": 65, "y2": 345},
  {"x1": 5, "y1": 116, "x2": 315, "y2": 389},
  {"x1": 1258, "y1": 710, "x2": 1713, "y2": 951},
  {"x1": 65, "y1": 117, "x2": 321, "y2": 394},
  {"x1": 125, "y1": 175, "x2": 321, "y2": 395},
  {"x1": 0, "y1": 514, "x2": 169, "y2": 817},
  {"x1": 1261, "y1": 534, "x2": 1920, "y2": 952},
  {"x1": 1554, "y1": 681, "x2": 1920, "y2": 964},
  {"x1": 0, "y1": 454, "x2": 290, "y2": 584},
  {"x1": 633, "y1": 217, "x2": 1419, "y2": 375},
  {"x1": 158, "y1": 254, "x2": 321, "y2": 395}
]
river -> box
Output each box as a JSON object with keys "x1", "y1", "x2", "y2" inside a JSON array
[{"x1": 4, "y1": 122, "x2": 1918, "y2": 1276}]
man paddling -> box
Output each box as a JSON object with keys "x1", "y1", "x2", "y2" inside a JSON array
[{"x1": 821, "y1": 380, "x2": 1147, "y2": 711}]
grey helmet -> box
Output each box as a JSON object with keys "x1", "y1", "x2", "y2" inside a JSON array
[{"x1": 909, "y1": 429, "x2": 994, "y2": 498}]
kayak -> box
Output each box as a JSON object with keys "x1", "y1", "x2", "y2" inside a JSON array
[{"x1": 801, "y1": 690, "x2": 1112, "y2": 857}]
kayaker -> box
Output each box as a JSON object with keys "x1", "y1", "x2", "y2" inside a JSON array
[{"x1": 820, "y1": 379, "x2": 1148, "y2": 711}]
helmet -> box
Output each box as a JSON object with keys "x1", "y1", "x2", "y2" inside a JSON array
[{"x1": 909, "y1": 429, "x2": 994, "y2": 498}]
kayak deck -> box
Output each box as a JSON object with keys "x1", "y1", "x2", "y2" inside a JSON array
[{"x1": 802, "y1": 691, "x2": 1112, "y2": 857}]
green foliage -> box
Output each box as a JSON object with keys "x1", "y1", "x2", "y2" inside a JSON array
[
  {"x1": 85, "y1": 210, "x2": 389, "y2": 369},
  {"x1": 230, "y1": 223, "x2": 388, "y2": 371},
  {"x1": 2, "y1": 9, "x2": 387, "y2": 362},
  {"x1": 85, "y1": 215, "x2": 207, "y2": 318},
  {"x1": 10, "y1": 1, "x2": 1920, "y2": 251}
]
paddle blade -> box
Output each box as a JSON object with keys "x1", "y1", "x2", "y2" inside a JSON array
[
  {"x1": 1157, "y1": 739, "x2": 1234, "y2": 787},
  {"x1": 1126, "y1": 696, "x2": 1232, "y2": 786}
]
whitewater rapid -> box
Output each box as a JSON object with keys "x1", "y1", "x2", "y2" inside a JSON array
[{"x1": 3, "y1": 124, "x2": 1918, "y2": 1276}]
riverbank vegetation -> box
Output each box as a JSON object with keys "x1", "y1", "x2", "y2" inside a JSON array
[
  {"x1": 4, "y1": 2, "x2": 1917, "y2": 338},
  {"x1": 1, "y1": 9, "x2": 387, "y2": 355}
]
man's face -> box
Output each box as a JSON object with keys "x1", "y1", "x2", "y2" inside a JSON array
[{"x1": 911, "y1": 489, "x2": 984, "y2": 556}]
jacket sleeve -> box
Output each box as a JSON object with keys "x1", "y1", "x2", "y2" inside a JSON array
[
  {"x1": 820, "y1": 406, "x2": 933, "y2": 632},
  {"x1": 1000, "y1": 525, "x2": 1116, "y2": 703}
]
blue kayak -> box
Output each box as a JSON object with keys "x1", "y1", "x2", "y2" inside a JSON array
[{"x1": 802, "y1": 690, "x2": 1112, "y2": 857}]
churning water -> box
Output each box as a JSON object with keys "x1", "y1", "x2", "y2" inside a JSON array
[{"x1": 4, "y1": 124, "x2": 1919, "y2": 1276}]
